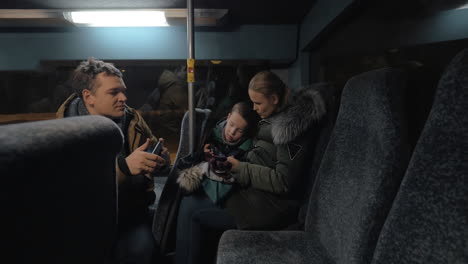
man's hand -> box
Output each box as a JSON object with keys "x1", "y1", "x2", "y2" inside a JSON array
[
  {"x1": 227, "y1": 156, "x2": 240, "y2": 172},
  {"x1": 160, "y1": 138, "x2": 169, "y2": 158},
  {"x1": 161, "y1": 146, "x2": 169, "y2": 156},
  {"x1": 157, "y1": 138, "x2": 171, "y2": 169},
  {"x1": 125, "y1": 138, "x2": 167, "y2": 176}
]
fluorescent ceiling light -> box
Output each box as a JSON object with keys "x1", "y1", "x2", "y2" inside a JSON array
[
  {"x1": 0, "y1": 9, "x2": 228, "y2": 27},
  {"x1": 66, "y1": 10, "x2": 168, "y2": 27}
]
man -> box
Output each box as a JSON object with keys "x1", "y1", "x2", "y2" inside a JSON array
[{"x1": 57, "y1": 57, "x2": 170, "y2": 264}]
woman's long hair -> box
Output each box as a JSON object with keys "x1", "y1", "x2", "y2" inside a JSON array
[{"x1": 248, "y1": 71, "x2": 289, "y2": 110}]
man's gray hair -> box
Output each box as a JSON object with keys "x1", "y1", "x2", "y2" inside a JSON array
[{"x1": 71, "y1": 57, "x2": 123, "y2": 97}]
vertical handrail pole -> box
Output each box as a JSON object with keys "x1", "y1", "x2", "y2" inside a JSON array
[{"x1": 187, "y1": 0, "x2": 196, "y2": 154}]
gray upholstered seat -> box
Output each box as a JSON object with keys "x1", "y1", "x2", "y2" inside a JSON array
[
  {"x1": 289, "y1": 82, "x2": 340, "y2": 230},
  {"x1": 0, "y1": 115, "x2": 123, "y2": 264},
  {"x1": 152, "y1": 108, "x2": 212, "y2": 255},
  {"x1": 216, "y1": 68, "x2": 411, "y2": 264},
  {"x1": 371, "y1": 49, "x2": 468, "y2": 264}
]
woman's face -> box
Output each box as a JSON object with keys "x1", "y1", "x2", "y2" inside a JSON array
[
  {"x1": 224, "y1": 111, "x2": 248, "y2": 143},
  {"x1": 248, "y1": 89, "x2": 278, "y2": 119}
]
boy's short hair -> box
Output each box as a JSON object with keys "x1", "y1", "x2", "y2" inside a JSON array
[{"x1": 230, "y1": 101, "x2": 258, "y2": 136}]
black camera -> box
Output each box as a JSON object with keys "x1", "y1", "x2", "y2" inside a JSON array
[{"x1": 209, "y1": 155, "x2": 232, "y2": 176}]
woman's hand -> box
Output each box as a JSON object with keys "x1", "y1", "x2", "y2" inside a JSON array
[{"x1": 227, "y1": 156, "x2": 240, "y2": 172}]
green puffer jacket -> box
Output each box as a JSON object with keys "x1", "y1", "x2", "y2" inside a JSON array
[
  {"x1": 224, "y1": 87, "x2": 326, "y2": 230},
  {"x1": 202, "y1": 118, "x2": 252, "y2": 204}
]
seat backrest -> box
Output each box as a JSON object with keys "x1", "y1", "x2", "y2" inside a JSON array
[
  {"x1": 172, "y1": 108, "x2": 212, "y2": 165},
  {"x1": 152, "y1": 108, "x2": 212, "y2": 253},
  {"x1": 305, "y1": 68, "x2": 411, "y2": 264},
  {"x1": 289, "y1": 82, "x2": 340, "y2": 229},
  {"x1": 0, "y1": 116, "x2": 122, "y2": 264},
  {"x1": 371, "y1": 49, "x2": 468, "y2": 264}
]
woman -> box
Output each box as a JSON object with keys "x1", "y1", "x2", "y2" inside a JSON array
[
  {"x1": 175, "y1": 71, "x2": 326, "y2": 264},
  {"x1": 226, "y1": 70, "x2": 326, "y2": 229}
]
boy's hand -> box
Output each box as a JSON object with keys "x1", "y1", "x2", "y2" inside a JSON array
[
  {"x1": 203, "y1": 144, "x2": 213, "y2": 155},
  {"x1": 227, "y1": 156, "x2": 240, "y2": 172},
  {"x1": 126, "y1": 138, "x2": 166, "y2": 175},
  {"x1": 203, "y1": 144, "x2": 213, "y2": 160}
]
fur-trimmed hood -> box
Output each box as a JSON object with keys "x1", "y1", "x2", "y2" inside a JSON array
[{"x1": 270, "y1": 87, "x2": 326, "y2": 145}]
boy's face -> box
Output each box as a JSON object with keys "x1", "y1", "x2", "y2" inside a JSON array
[
  {"x1": 224, "y1": 111, "x2": 248, "y2": 143},
  {"x1": 83, "y1": 72, "x2": 127, "y2": 118}
]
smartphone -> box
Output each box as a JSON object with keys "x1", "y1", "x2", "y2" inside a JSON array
[{"x1": 149, "y1": 140, "x2": 163, "y2": 155}]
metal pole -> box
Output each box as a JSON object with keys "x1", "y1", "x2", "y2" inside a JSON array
[{"x1": 187, "y1": 0, "x2": 195, "y2": 154}]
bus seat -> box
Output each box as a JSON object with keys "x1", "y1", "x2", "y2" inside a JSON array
[
  {"x1": 0, "y1": 116, "x2": 122, "y2": 264},
  {"x1": 217, "y1": 68, "x2": 411, "y2": 264},
  {"x1": 287, "y1": 82, "x2": 340, "y2": 230},
  {"x1": 152, "y1": 108, "x2": 212, "y2": 256},
  {"x1": 371, "y1": 49, "x2": 468, "y2": 264}
]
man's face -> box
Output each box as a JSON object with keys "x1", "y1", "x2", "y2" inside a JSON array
[{"x1": 84, "y1": 72, "x2": 127, "y2": 118}]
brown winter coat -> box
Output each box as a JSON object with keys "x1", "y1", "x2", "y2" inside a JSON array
[{"x1": 57, "y1": 93, "x2": 159, "y2": 184}]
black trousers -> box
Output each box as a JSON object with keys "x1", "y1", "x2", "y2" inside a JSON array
[
  {"x1": 175, "y1": 193, "x2": 236, "y2": 264},
  {"x1": 115, "y1": 209, "x2": 155, "y2": 264}
]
